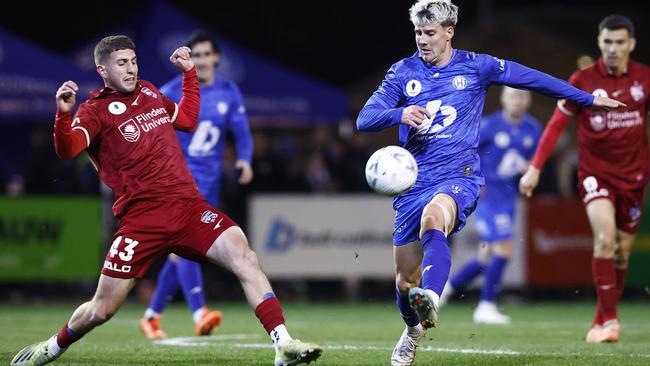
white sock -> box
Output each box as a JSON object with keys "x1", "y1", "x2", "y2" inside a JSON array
[
  {"x1": 407, "y1": 323, "x2": 424, "y2": 336},
  {"x1": 143, "y1": 308, "x2": 159, "y2": 320},
  {"x1": 193, "y1": 308, "x2": 204, "y2": 325},
  {"x1": 270, "y1": 324, "x2": 292, "y2": 350},
  {"x1": 424, "y1": 289, "x2": 440, "y2": 309},
  {"x1": 47, "y1": 335, "x2": 66, "y2": 356}
]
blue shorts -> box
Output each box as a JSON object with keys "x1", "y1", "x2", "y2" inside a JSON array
[
  {"x1": 474, "y1": 198, "x2": 515, "y2": 243},
  {"x1": 393, "y1": 177, "x2": 481, "y2": 245}
]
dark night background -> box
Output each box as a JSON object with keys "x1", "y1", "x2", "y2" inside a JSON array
[{"x1": 2, "y1": 0, "x2": 648, "y2": 97}]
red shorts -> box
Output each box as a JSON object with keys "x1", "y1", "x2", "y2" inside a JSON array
[
  {"x1": 101, "y1": 198, "x2": 237, "y2": 279},
  {"x1": 578, "y1": 175, "x2": 644, "y2": 234}
]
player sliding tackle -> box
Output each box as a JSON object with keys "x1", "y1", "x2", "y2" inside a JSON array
[
  {"x1": 356, "y1": 1, "x2": 625, "y2": 365},
  {"x1": 11, "y1": 35, "x2": 321, "y2": 366}
]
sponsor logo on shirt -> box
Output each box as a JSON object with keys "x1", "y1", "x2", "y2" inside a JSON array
[
  {"x1": 118, "y1": 119, "x2": 141, "y2": 142},
  {"x1": 589, "y1": 114, "x2": 606, "y2": 131},
  {"x1": 109, "y1": 101, "x2": 127, "y2": 115},
  {"x1": 590, "y1": 110, "x2": 643, "y2": 131},
  {"x1": 116, "y1": 107, "x2": 172, "y2": 141},
  {"x1": 406, "y1": 79, "x2": 422, "y2": 97}
]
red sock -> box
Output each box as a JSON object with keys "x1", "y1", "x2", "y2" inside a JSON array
[
  {"x1": 591, "y1": 305, "x2": 604, "y2": 327},
  {"x1": 255, "y1": 296, "x2": 285, "y2": 333},
  {"x1": 615, "y1": 267, "x2": 628, "y2": 300},
  {"x1": 56, "y1": 322, "x2": 82, "y2": 348},
  {"x1": 592, "y1": 258, "x2": 618, "y2": 323}
]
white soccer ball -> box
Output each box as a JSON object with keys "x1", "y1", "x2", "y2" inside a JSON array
[{"x1": 365, "y1": 145, "x2": 418, "y2": 196}]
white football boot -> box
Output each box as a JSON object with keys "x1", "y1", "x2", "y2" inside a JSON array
[
  {"x1": 391, "y1": 325, "x2": 424, "y2": 366},
  {"x1": 473, "y1": 301, "x2": 511, "y2": 325}
]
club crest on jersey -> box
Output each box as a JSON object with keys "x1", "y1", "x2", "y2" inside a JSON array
[
  {"x1": 406, "y1": 80, "x2": 422, "y2": 97},
  {"x1": 217, "y1": 101, "x2": 229, "y2": 115},
  {"x1": 200, "y1": 210, "x2": 218, "y2": 224},
  {"x1": 630, "y1": 82, "x2": 644, "y2": 102},
  {"x1": 141, "y1": 87, "x2": 157, "y2": 99},
  {"x1": 589, "y1": 114, "x2": 606, "y2": 131},
  {"x1": 452, "y1": 76, "x2": 467, "y2": 90},
  {"x1": 109, "y1": 101, "x2": 127, "y2": 115},
  {"x1": 630, "y1": 206, "x2": 641, "y2": 221},
  {"x1": 118, "y1": 119, "x2": 141, "y2": 142}
]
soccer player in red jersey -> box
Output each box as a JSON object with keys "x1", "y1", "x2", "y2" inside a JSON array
[
  {"x1": 11, "y1": 35, "x2": 322, "y2": 366},
  {"x1": 519, "y1": 15, "x2": 649, "y2": 343}
]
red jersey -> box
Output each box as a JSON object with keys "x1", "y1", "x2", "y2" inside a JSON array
[
  {"x1": 56, "y1": 76, "x2": 202, "y2": 218},
  {"x1": 561, "y1": 58, "x2": 650, "y2": 190}
]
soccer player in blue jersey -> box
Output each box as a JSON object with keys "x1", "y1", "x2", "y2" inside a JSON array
[
  {"x1": 355, "y1": 1, "x2": 624, "y2": 365},
  {"x1": 140, "y1": 30, "x2": 254, "y2": 339},
  {"x1": 440, "y1": 87, "x2": 541, "y2": 325}
]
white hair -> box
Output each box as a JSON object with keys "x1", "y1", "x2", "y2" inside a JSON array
[{"x1": 409, "y1": 0, "x2": 459, "y2": 28}]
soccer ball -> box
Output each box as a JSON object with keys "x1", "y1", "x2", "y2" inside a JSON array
[{"x1": 365, "y1": 145, "x2": 418, "y2": 196}]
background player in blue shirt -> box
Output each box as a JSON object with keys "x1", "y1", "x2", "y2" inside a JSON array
[
  {"x1": 140, "y1": 30, "x2": 254, "y2": 339},
  {"x1": 440, "y1": 87, "x2": 541, "y2": 325},
  {"x1": 356, "y1": 1, "x2": 624, "y2": 365}
]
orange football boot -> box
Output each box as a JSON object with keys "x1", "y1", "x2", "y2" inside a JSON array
[
  {"x1": 140, "y1": 316, "x2": 168, "y2": 340},
  {"x1": 195, "y1": 308, "x2": 223, "y2": 336}
]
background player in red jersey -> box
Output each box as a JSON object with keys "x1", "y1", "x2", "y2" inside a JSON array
[
  {"x1": 11, "y1": 35, "x2": 322, "y2": 366},
  {"x1": 519, "y1": 15, "x2": 649, "y2": 343}
]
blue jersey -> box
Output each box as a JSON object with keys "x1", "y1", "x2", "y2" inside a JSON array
[
  {"x1": 357, "y1": 49, "x2": 593, "y2": 244},
  {"x1": 161, "y1": 75, "x2": 253, "y2": 206},
  {"x1": 358, "y1": 50, "x2": 592, "y2": 187},
  {"x1": 474, "y1": 111, "x2": 541, "y2": 242},
  {"x1": 479, "y1": 111, "x2": 542, "y2": 203}
]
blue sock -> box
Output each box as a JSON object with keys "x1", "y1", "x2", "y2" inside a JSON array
[
  {"x1": 481, "y1": 255, "x2": 508, "y2": 302},
  {"x1": 149, "y1": 258, "x2": 180, "y2": 314},
  {"x1": 177, "y1": 258, "x2": 206, "y2": 313},
  {"x1": 450, "y1": 258, "x2": 484, "y2": 289},
  {"x1": 396, "y1": 288, "x2": 420, "y2": 327},
  {"x1": 420, "y1": 229, "x2": 451, "y2": 296}
]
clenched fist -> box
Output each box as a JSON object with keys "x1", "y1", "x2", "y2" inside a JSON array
[{"x1": 170, "y1": 46, "x2": 194, "y2": 72}]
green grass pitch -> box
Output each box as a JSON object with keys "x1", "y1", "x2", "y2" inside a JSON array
[{"x1": 1, "y1": 301, "x2": 648, "y2": 365}]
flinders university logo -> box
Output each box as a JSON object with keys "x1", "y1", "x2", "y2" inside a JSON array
[{"x1": 118, "y1": 119, "x2": 141, "y2": 142}]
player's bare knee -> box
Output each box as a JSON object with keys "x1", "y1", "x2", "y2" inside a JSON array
[
  {"x1": 420, "y1": 212, "x2": 443, "y2": 233},
  {"x1": 593, "y1": 231, "x2": 616, "y2": 256}
]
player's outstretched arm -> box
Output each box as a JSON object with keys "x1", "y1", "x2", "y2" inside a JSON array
[{"x1": 519, "y1": 166, "x2": 540, "y2": 198}]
